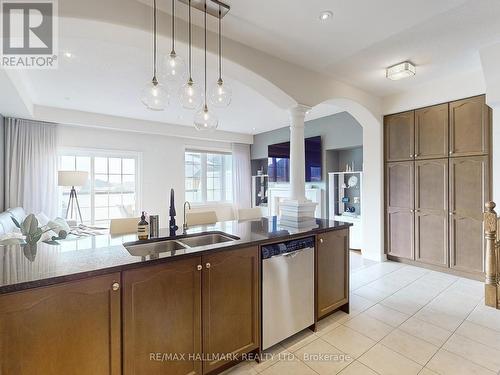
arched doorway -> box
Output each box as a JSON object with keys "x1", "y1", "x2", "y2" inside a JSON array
[{"x1": 311, "y1": 98, "x2": 384, "y2": 262}]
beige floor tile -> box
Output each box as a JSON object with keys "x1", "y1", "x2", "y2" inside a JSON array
[
  {"x1": 344, "y1": 313, "x2": 394, "y2": 341},
  {"x1": 380, "y1": 293, "x2": 425, "y2": 315},
  {"x1": 295, "y1": 339, "x2": 353, "y2": 374},
  {"x1": 251, "y1": 344, "x2": 288, "y2": 373},
  {"x1": 338, "y1": 361, "x2": 378, "y2": 375},
  {"x1": 399, "y1": 316, "x2": 452, "y2": 347},
  {"x1": 322, "y1": 325, "x2": 376, "y2": 359},
  {"x1": 455, "y1": 320, "x2": 500, "y2": 351},
  {"x1": 414, "y1": 305, "x2": 465, "y2": 331},
  {"x1": 418, "y1": 368, "x2": 439, "y2": 375},
  {"x1": 349, "y1": 294, "x2": 377, "y2": 316},
  {"x1": 354, "y1": 285, "x2": 393, "y2": 302},
  {"x1": 427, "y1": 349, "x2": 495, "y2": 375},
  {"x1": 427, "y1": 290, "x2": 480, "y2": 319},
  {"x1": 315, "y1": 311, "x2": 348, "y2": 336},
  {"x1": 260, "y1": 356, "x2": 317, "y2": 375},
  {"x1": 365, "y1": 277, "x2": 404, "y2": 294},
  {"x1": 466, "y1": 304, "x2": 500, "y2": 332},
  {"x1": 381, "y1": 329, "x2": 439, "y2": 366},
  {"x1": 359, "y1": 344, "x2": 422, "y2": 375},
  {"x1": 443, "y1": 333, "x2": 500, "y2": 372},
  {"x1": 222, "y1": 361, "x2": 259, "y2": 374},
  {"x1": 365, "y1": 303, "x2": 410, "y2": 327},
  {"x1": 281, "y1": 329, "x2": 319, "y2": 353}
]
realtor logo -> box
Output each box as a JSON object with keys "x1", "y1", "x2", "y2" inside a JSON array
[{"x1": 1, "y1": 0, "x2": 58, "y2": 68}]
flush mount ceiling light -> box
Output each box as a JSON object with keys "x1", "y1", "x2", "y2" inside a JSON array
[
  {"x1": 319, "y1": 10, "x2": 333, "y2": 21},
  {"x1": 386, "y1": 61, "x2": 416, "y2": 81}
]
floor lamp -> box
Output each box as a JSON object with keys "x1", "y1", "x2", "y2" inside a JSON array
[{"x1": 58, "y1": 171, "x2": 89, "y2": 224}]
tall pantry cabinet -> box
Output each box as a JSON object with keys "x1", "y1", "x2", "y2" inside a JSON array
[{"x1": 384, "y1": 95, "x2": 491, "y2": 276}]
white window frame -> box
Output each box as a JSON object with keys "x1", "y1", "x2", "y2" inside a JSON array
[
  {"x1": 184, "y1": 146, "x2": 233, "y2": 205},
  {"x1": 58, "y1": 147, "x2": 143, "y2": 224}
]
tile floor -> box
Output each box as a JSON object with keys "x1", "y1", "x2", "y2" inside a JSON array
[{"x1": 222, "y1": 252, "x2": 500, "y2": 375}]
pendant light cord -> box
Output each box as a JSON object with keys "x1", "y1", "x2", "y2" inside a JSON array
[
  {"x1": 153, "y1": 0, "x2": 157, "y2": 80},
  {"x1": 188, "y1": 0, "x2": 192, "y2": 80},
  {"x1": 218, "y1": 6, "x2": 222, "y2": 81},
  {"x1": 171, "y1": 0, "x2": 176, "y2": 53},
  {"x1": 204, "y1": 0, "x2": 207, "y2": 106}
]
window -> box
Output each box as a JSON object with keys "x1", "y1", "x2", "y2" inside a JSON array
[
  {"x1": 185, "y1": 150, "x2": 232, "y2": 204},
  {"x1": 59, "y1": 150, "x2": 140, "y2": 226}
]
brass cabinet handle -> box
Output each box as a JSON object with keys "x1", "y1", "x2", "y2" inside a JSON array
[
  {"x1": 206, "y1": 263, "x2": 211, "y2": 269},
  {"x1": 410, "y1": 154, "x2": 413, "y2": 158},
  {"x1": 112, "y1": 282, "x2": 120, "y2": 291},
  {"x1": 319, "y1": 238, "x2": 324, "y2": 244},
  {"x1": 197, "y1": 265, "x2": 202, "y2": 271}
]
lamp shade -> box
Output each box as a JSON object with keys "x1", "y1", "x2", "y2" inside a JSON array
[{"x1": 58, "y1": 171, "x2": 88, "y2": 187}]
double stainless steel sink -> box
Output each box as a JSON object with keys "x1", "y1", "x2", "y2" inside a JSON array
[{"x1": 124, "y1": 232, "x2": 238, "y2": 257}]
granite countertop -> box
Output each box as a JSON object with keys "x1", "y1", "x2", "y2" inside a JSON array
[{"x1": 0, "y1": 217, "x2": 351, "y2": 294}]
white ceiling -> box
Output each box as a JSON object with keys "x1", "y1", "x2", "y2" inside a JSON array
[
  {"x1": 7, "y1": 0, "x2": 500, "y2": 136},
  {"x1": 159, "y1": 0, "x2": 500, "y2": 96}
]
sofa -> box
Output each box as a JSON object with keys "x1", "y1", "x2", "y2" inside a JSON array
[{"x1": 0, "y1": 207, "x2": 27, "y2": 235}]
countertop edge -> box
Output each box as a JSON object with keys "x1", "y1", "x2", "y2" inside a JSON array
[{"x1": 0, "y1": 223, "x2": 352, "y2": 295}]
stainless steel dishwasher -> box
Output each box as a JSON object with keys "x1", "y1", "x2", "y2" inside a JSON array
[{"x1": 262, "y1": 237, "x2": 315, "y2": 350}]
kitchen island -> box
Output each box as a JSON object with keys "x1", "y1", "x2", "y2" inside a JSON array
[{"x1": 0, "y1": 217, "x2": 351, "y2": 375}]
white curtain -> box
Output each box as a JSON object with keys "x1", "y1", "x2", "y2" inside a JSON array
[
  {"x1": 232, "y1": 143, "x2": 252, "y2": 210},
  {"x1": 4, "y1": 118, "x2": 58, "y2": 218}
]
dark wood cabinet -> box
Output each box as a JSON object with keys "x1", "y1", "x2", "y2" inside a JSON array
[
  {"x1": 385, "y1": 111, "x2": 415, "y2": 162},
  {"x1": 386, "y1": 161, "x2": 415, "y2": 260},
  {"x1": 316, "y1": 229, "x2": 349, "y2": 319},
  {"x1": 0, "y1": 273, "x2": 121, "y2": 375},
  {"x1": 449, "y1": 156, "x2": 490, "y2": 274},
  {"x1": 449, "y1": 96, "x2": 490, "y2": 157},
  {"x1": 415, "y1": 159, "x2": 448, "y2": 266},
  {"x1": 123, "y1": 257, "x2": 202, "y2": 375},
  {"x1": 385, "y1": 95, "x2": 491, "y2": 276},
  {"x1": 202, "y1": 247, "x2": 259, "y2": 374},
  {"x1": 123, "y1": 247, "x2": 259, "y2": 375},
  {"x1": 415, "y1": 104, "x2": 448, "y2": 159}
]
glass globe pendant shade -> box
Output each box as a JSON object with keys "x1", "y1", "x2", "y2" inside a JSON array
[
  {"x1": 179, "y1": 78, "x2": 202, "y2": 110},
  {"x1": 210, "y1": 78, "x2": 232, "y2": 108},
  {"x1": 160, "y1": 51, "x2": 187, "y2": 84},
  {"x1": 194, "y1": 105, "x2": 218, "y2": 131},
  {"x1": 140, "y1": 78, "x2": 169, "y2": 111}
]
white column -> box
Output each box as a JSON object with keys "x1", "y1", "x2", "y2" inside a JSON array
[
  {"x1": 289, "y1": 105, "x2": 310, "y2": 202},
  {"x1": 279, "y1": 104, "x2": 317, "y2": 229}
]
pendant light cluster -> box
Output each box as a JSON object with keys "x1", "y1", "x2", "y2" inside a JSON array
[{"x1": 141, "y1": 0, "x2": 231, "y2": 131}]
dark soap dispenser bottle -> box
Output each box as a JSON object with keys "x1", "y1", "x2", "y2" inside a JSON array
[{"x1": 138, "y1": 211, "x2": 149, "y2": 240}]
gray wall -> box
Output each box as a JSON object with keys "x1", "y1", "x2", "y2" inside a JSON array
[
  {"x1": 251, "y1": 111, "x2": 363, "y2": 160},
  {"x1": 250, "y1": 111, "x2": 363, "y2": 218},
  {"x1": 0, "y1": 114, "x2": 4, "y2": 212}
]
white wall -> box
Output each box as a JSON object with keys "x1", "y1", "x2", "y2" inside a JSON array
[
  {"x1": 0, "y1": 114, "x2": 4, "y2": 212},
  {"x1": 57, "y1": 124, "x2": 234, "y2": 227},
  {"x1": 382, "y1": 70, "x2": 486, "y2": 115}
]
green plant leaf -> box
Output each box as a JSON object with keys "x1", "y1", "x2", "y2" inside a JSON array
[{"x1": 10, "y1": 216, "x2": 21, "y2": 229}]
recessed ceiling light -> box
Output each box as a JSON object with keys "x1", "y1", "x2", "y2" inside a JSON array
[
  {"x1": 319, "y1": 11, "x2": 333, "y2": 21},
  {"x1": 386, "y1": 61, "x2": 416, "y2": 80}
]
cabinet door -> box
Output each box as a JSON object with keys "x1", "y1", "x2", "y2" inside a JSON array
[
  {"x1": 0, "y1": 273, "x2": 121, "y2": 375},
  {"x1": 316, "y1": 229, "x2": 349, "y2": 319},
  {"x1": 415, "y1": 104, "x2": 449, "y2": 159},
  {"x1": 449, "y1": 156, "x2": 490, "y2": 274},
  {"x1": 385, "y1": 111, "x2": 414, "y2": 162},
  {"x1": 123, "y1": 257, "x2": 202, "y2": 375},
  {"x1": 415, "y1": 159, "x2": 448, "y2": 266},
  {"x1": 449, "y1": 96, "x2": 490, "y2": 157},
  {"x1": 386, "y1": 161, "x2": 415, "y2": 259},
  {"x1": 202, "y1": 247, "x2": 259, "y2": 374}
]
